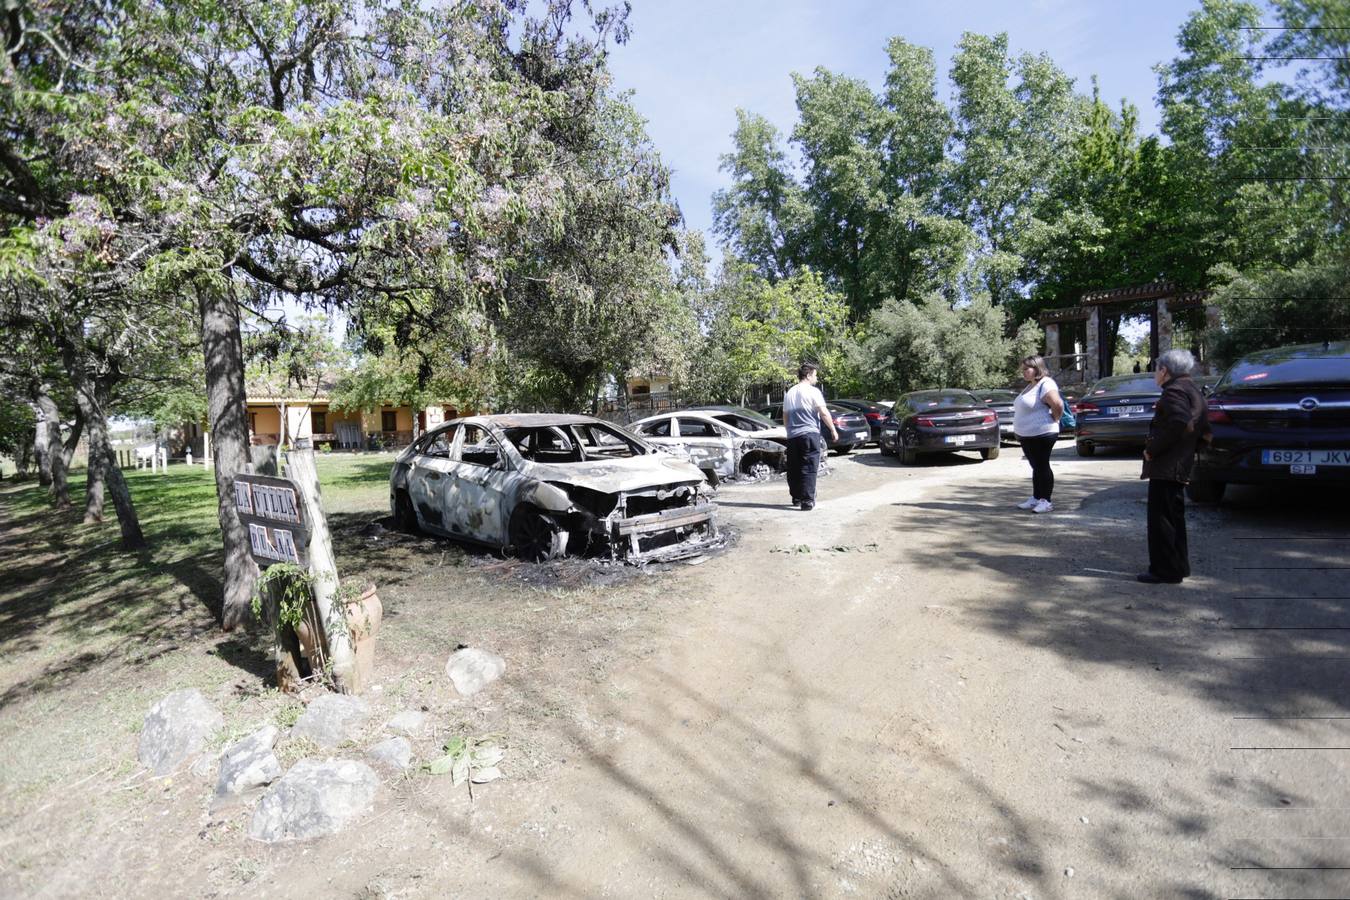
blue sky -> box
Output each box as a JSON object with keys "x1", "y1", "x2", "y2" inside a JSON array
[{"x1": 607, "y1": 0, "x2": 1210, "y2": 242}]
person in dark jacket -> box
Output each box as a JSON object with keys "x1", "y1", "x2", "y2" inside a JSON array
[{"x1": 1138, "y1": 349, "x2": 1212, "y2": 584}]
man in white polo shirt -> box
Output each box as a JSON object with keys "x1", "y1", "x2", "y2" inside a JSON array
[{"x1": 782, "y1": 363, "x2": 837, "y2": 511}]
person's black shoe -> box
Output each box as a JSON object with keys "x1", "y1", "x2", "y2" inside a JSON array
[
  {"x1": 1136, "y1": 572, "x2": 1183, "y2": 585},
  {"x1": 799, "y1": 502, "x2": 815, "y2": 511}
]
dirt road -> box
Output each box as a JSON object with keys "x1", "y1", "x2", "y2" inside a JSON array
[
  {"x1": 7, "y1": 444, "x2": 1349, "y2": 898},
  {"x1": 321, "y1": 444, "x2": 1350, "y2": 898}
]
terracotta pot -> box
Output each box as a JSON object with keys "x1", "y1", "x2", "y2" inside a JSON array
[{"x1": 342, "y1": 584, "x2": 383, "y2": 694}]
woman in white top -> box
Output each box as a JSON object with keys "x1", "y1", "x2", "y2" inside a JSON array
[{"x1": 1013, "y1": 355, "x2": 1064, "y2": 513}]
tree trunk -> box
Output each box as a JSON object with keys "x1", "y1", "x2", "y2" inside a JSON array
[
  {"x1": 83, "y1": 403, "x2": 145, "y2": 548},
  {"x1": 16, "y1": 427, "x2": 34, "y2": 476},
  {"x1": 198, "y1": 285, "x2": 257, "y2": 630},
  {"x1": 63, "y1": 410, "x2": 84, "y2": 468},
  {"x1": 57, "y1": 329, "x2": 146, "y2": 546},
  {"x1": 29, "y1": 387, "x2": 54, "y2": 489},
  {"x1": 83, "y1": 439, "x2": 107, "y2": 522},
  {"x1": 36, "y1": 390, "x2": 73, "y2": 508}
]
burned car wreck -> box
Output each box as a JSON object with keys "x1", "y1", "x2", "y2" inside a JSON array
[
  {"x1": 389, "y1": 414, "x2": 720, "y2": 563},
  {"x1": 629, "y1": 409, "x2": 788, "y2": 482}
]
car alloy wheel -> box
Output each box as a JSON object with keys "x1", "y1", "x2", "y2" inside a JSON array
[{"x1": 897, "y1": 435, "x2": 917, "y2": 465}]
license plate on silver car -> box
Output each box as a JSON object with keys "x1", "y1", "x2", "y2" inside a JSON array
[
  {"x1": 1262, "y1": 449, "x2": 1350, "y2": 466},
  {"x1": 945, "y1": 434, "x2": 976, "y2": 445}
]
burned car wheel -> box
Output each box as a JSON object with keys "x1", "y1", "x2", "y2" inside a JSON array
[
  {"x1": 741, "y1": 457, "x2": 775, "y2": 482},
  {"x1": 393, "y1": 489, "x2": 419, "y2": 533},
  {"x1": 509, "y1": 506, "x2": 568, "y2": 562}
]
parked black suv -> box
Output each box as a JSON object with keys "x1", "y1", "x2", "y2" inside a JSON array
[{"x1": 1190, "y1": 341, "x2": 1350, "y2": 502}]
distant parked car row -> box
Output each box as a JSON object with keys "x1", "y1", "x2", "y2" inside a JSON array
[
  {"x1": 757, "y1": 402, "x2": 872, "y2": 454},
  {"x1": 384, "y1": 342, "x2": 1348, "y2": 565}
]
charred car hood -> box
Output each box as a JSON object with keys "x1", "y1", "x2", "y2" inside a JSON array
[{"x1": 525, "y1": 455, "x2": 706, "y2": 494}]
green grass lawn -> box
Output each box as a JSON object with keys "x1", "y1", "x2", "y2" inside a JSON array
[{"x1": 0, "y1": 454, "x2": 396, "y2": 702}]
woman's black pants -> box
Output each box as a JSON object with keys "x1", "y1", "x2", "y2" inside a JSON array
[
  {"x1": 1147, "y1": 479, "x2": 1190, "y2": 580},
  {"x1": 1018, "y1": 433, "x2": 1057, "y2": 500}
]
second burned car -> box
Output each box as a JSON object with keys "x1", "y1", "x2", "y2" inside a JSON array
[
  {"x1": 630, "y1": 409, "x2": 788, "y2": 482},
  {"x1": 389, "y1": 414, "x2": 720, "y2": 563}
]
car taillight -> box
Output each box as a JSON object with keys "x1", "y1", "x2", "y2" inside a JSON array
[
  {"x1": 832, "y1": 417, "x2": 845, "y2": 425},
  {"x1": 1207, "y1": 403, "x2": 1231, "y2": 424},
  {"x1": 915, "y1": 416, "x2": 935, "y2": 427},
  {"x1": 865, "y1": 412, "x2": 882, "y2": 421},
  {"x1": 1076, "y1": 402, "x2": 1099, "y2": 414},
  {"x1": 981, "y1": 413, "x2": 996, "y2": 425}
]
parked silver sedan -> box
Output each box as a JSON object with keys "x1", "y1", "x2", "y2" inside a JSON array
[
  {"x1": 629, "y1": 410, "x2": 788, "y2": 482},
  {"x1": 390, "y1": 415, "x2": 719, "y2": 563}
]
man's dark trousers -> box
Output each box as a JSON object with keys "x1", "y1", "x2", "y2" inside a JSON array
[
  {"x1": 786, "y1": 434, "x2": 823, "y2": 506},
  {"x1": 1147, "y1": 479, "x2": 1190, "y2": 580}
]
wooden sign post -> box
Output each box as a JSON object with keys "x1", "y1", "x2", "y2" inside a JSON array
[{"x1": 234, "y1": 464, "x2": 360, "y2": 694}]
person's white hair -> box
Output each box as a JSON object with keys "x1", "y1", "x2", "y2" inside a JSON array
[{"x1": 1157, "y1": 348, "x2": 1196, "y2": 376}]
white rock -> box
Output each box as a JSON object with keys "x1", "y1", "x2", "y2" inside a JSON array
[
  {"x1": 445, "y1": 648, "x2": 506, "y2": 697},
  {"x1": 367, "y1": 736, "x2": 413, "y2": 772},
  {"x1": 248, "y1": 758, "x2": 378, "y2": 843},
  {"x1": 290, "y1": 694, "x2": 371, "y2": 749},
  {"x1": 137, "y1": 689, "x2": 224, "y2": 777},
  {"x1": 215, "y1": 726, "x2": 282, "y2": 799},
  {"x1": 385, "y1": 710, "x2": 428, "y2": 737}
]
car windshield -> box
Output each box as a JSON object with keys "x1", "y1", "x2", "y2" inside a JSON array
[
  {"x1": 976, "y1": 390, "x2": 1016, "y2": 403},
  {"x1": 503, "y1": 422, "x2": 646, "y2": 462},
  {"x1": 709, "y1": 412, "x2": 774, "y2": 431},
  {"x1": 1219, "y1": 345, "x2": 1350, "y2": 389},
  {"x1": 1087, "y1": 375, "x2": 1160, "y2": 396},
  {"x1": 905, "y1": 391, "x2": 980, "y2": 409}
]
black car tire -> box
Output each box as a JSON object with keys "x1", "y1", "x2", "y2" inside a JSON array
[
  {"x1": 1076, "y1": 441, "x2": 1095, "y2": 457},
  {"x1": 879, "y1": 442, "x2": 895, "y2": 457},
  {"x1": 981, "y1": 446, "x2": 1000, "y2": 461},
  {"x1": 1187, "y1": 479, "x2": 1227, "y2": 504},
  {"x1": 898, "y1": 437, "x2": 918, "y2": 465},
  {"x1": 835, "y1": 444, "x2": 852, "y2": 456},
  {"x1": 509, "y1": 506, "x2": 568, "y2": 562},
  {"x1": 393, "y1": 489, "x2": 419, "y2": 533}
]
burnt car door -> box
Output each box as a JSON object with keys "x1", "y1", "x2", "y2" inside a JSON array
[
  {"x1": 406, "y1": 426, "x2": 457, "y2": 532},
  {"x1": 674, "y1": 417, "x2": 737, "y2": 477},
  {"x1": 442, "y1": 423, "x2": 511, "y2": 545}
]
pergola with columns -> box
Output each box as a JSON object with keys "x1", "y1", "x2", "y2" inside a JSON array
[{"x1": 1037, "y1": 282, "x2": 1221, "y2": 387}]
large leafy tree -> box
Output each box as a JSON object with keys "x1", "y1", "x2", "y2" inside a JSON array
[
  {"x1": 2, "y1": 0, "x2": 654, "y2": 628},
  {"x1": 681, "y1": 264, "x2": 851, "y2": 405},
  {"x1": 850, "y1": 293, "x2": 1040, "y2": 396},
  {"x1": 945, "y1": 33, "x2": 1084, "y2": 306}
]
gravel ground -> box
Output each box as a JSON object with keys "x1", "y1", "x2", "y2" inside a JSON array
[{"x1": 4, "y1": 442, "x2": 1349, "y2": 898}]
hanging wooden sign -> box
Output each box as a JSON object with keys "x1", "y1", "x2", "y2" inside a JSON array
[{"x1": 233, "y1": 474, "x2": 312, "y2": 568}]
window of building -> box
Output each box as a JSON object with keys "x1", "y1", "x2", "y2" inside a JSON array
[
  {"x1": 249, "y1": 413, "x2": 257, "y2": 433},
  {"x1": 312, "y1": 411, "x2": 327, "y2": 434},
  {"x1": 381, "y1": 410, "x2": 397, "y2": 432}
]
